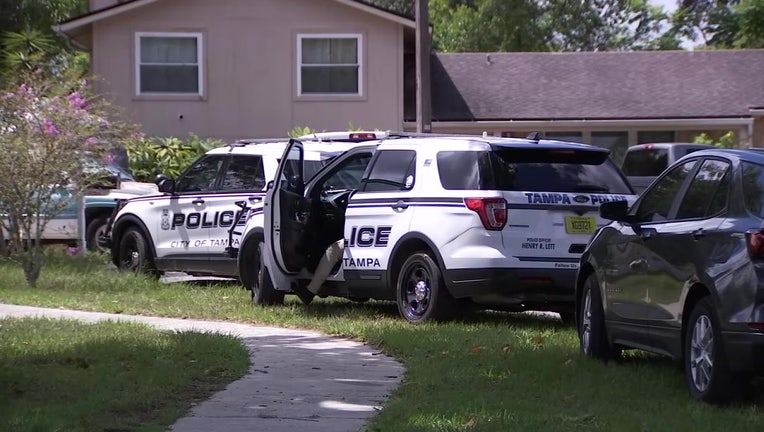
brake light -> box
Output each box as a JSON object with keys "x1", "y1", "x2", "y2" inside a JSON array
[
  {"x1": 644, "y1": 144, "x2": 654, "y2": 150},
  {"x1": 464, "y1": 198, "x2": 507, "y2": 231},
  {"x1": 745, "y1": 230, "x2": 764, "y2": 259},
  {"x1": 748, "y1": 323, "x2": 764, "y2": 331},
  {"x1": 349, "y1": 132, "x2": 376, "y2": 140}
]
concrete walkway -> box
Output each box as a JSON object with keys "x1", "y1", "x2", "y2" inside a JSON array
[{"x1": 0, "y1": 304, "x2": 405, "y2": 432}]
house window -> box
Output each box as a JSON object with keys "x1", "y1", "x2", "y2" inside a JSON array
[
  {"x1": 297, "y1": 34, "x2": 362, "y2": 96},
  {"x1": 136, "y1": 32, "x2": 203, "y2": 95},
  {"x1": 591, "y1": 131, "x2": 629, "y2": 165},
  {"x1": 638, "y1": 131, "x2": 676, "y2": 144},
  {"x1": 545, "y1": 132, "x2": 584, "y2": 143}
]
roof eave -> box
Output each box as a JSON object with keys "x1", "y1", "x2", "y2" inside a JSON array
[
  {"x1": 334, "y1": 0, "x2": 416, "y2": 28},
  {"x1": 57, "y1": 0, "x2": 160, "y2": 33}
]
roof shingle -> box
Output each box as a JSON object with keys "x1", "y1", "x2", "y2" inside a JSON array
[{"x1": 407, "y1": 50, "x2": 764, "y2": 122}]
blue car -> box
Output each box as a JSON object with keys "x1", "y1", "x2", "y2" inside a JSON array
[{"x1": 576, "y1": 148, "x2": 764, "y2": 404}]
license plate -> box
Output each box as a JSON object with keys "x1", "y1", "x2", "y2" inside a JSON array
[{"x1": 565, "y1": 216, "x2": 596, "y2": 234}]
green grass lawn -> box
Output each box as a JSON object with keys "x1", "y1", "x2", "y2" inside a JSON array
[
  {"x1": 0, "y1": 252, "x2": 762, "y2": 431},
  {"x1": 0, "y1": 315, "x2": 249, "y2": 432}
]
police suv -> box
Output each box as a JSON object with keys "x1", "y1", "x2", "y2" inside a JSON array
[
  {"x1": 247, "y1": 134, "x2": 639, "y2": 323},
  {"x1": 99, "y1": 132, "x2": 386, "y2": 279}
]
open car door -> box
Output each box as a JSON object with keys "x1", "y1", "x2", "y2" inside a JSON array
[{"x1": 264, "y1": 139, "x2": 309, "y2": 288}]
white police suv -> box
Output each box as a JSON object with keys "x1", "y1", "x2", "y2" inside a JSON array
[
  {"x1": 99, "y1": 132, "x2": 386, "y2": 278},
  {"x1": 247, "y1": 134, "x2": 639, "y2": 323}
]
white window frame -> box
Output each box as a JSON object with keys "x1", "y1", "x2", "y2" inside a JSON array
[
  {"x1": 135, "y1": 31, "x2": 204, "y2": 96},
  {"x1": 296, "y1": 33, "x2": 363, "y2": 97}
]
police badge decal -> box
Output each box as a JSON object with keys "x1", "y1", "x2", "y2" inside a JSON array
[{"x1": 161, "y1": 209, "x2": 170, "y2": 230}]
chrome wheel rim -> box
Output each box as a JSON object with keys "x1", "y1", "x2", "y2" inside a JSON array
[
  {"x1": 120, "y1": 236, "x2": 140, "y2": 271},
  {"x1": 94, "y1": 224, "x2": 109, "y2": 253},
  {"x1": 581, "y1": 288, "x2": 592, "y2": 354},
  {"x1": 690, "y1": 315, "x2": 714, "y2": 392},
  {"x1": 402, "y1": 264, "x2": 431, "y2": 319}
]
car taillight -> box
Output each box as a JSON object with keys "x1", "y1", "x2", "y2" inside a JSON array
[
  {"x1": 745, "y1": 229, "x2": 764, "y2": 259},
  {"x1": 349, "y1": 132, "x2": 376, "y2": 140},
  {"x1": 464, "y1": 198, "x2": 507, "y2": 231},
  {"x1": 748, "y1": 323, "x2": 764, "y2": 331}
]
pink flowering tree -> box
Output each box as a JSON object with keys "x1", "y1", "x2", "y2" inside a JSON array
[{"x1": 0, "y1": 70, "x2": 137, "y2": 286}]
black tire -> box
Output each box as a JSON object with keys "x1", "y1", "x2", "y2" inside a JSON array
[
  {"x1": 116, "y1": 227, "x2": 157, "y2": 277},
  {"x1": 578, "y1": 273, "x2": 619, "y2": 361},
  {"x1": 238, "y1": 239, "x2": 257, "y2": 291},
  {"x1": 395, "y1": 251, "x2": 456, "y2": 323},
  {"x1": 85, "y1": 216, "x2": 109, "y2": 253},
  {"x1": 250, "y1": 242, "x2": 284, "y2": 306},
  {"x1": 683, "y1": 297, "x2": 745, "y2": 404}
]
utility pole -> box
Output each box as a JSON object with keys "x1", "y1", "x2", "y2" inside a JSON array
[{"x1": 415, "y1": 0, "x2": 432, "y2": 133}]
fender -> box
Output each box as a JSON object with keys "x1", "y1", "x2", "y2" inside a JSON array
[
  {"x1": 237, "y1": 227, "x2": 264, "y2": 271},
  {"x1": 111, "y1": 213, "x2": 157, "y2": 259},
  {"x1": 388, "y1": 231, "x2": 449, "y2": 291}
]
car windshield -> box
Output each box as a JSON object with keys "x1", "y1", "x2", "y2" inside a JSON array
[
  {"x1": 622, "y1": 148, "x2": 669, "y2": 176},
  {"x1": 437, "y1": 148, "x2": 633, "y2": 194}
]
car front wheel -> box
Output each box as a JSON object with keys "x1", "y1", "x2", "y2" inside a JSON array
[
  {"x1": 250, "y1": 241, "x2": 284, "y2": 306},
  {"x1": 116, "y1": 227, "x2": 157, "y2": 277}
]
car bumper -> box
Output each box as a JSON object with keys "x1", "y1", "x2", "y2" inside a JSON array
[
  {"x1": 444, "y1": 267, "x2": 577, "y2": 309},
  {"x1": 722, "y1": 330, "x2": 764, "y2": 375}
]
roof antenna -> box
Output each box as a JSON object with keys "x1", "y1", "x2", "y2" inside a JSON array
[{"x1": 526, "y1": 132, "x2": 543, "y2": 141}]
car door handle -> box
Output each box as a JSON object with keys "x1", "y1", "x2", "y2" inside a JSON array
[
  {"x1": 249, "y1": 196, "x2": 262, "y2": 203},
  {"x1": 692, "y1": 228, "x2": 705, "y2": 240},
  {"x1": 629, "y1": 259, "x2": 648, "y2": 272},
  {"x1": 639, "y1": 227, "x2": 656, "y2": 241},
  {"x1": 192, "y1": 198, "x2": 205, "y2": 205},
  {"x1": 392, "y1": 200, "x2": 409, "y2": 210}
]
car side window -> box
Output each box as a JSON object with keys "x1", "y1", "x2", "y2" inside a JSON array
[
  {"x1": 742, "y1": 162, "x2": 764, "y2": 217},
  {"x1": 361, "y1": 150, "x2": 416, "y2": 193},
  {"x1": 635, "y1": 160, "x2": 696, "y2": 223},
  {"x1": 675, "y1": 159, "x2": 731, "y2": 220},
  {"x1": 314, "y1": 152, "x2": 373, "y2": 195},
  {"x1": 175, "y1": 155, "x2": 225, "y2": 193},
  {"x1": 219, "y1": 155, "x2": 265, "y2": 192}
]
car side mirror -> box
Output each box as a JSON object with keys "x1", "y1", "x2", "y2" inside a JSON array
[
  {"x1": 155, "y1": 174, "x2": 175, "y2": 194},
  {"x1": 600, "y1": 200, "x2": 631, "y2": 223},
  {"x1": 266, "y1": 180, "x2": 274, "y2": 191}
]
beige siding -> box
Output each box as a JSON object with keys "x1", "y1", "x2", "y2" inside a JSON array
[
  {"x1": 92, "y1": 0, "x2": 404, "y2": 141},
  {"x1": 754, "y1": 118, "x2": 764, "y2": 148}
]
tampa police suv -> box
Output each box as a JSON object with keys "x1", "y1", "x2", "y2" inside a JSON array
[
  {"x1": 242, "y1": 133, "x2": 639, "y2": 323},
  {"x1": 98, "y1": 132, "x2": 385, "y2": 278}
]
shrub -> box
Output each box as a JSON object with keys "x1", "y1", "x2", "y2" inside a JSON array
[{"x1": 126, "y1": 133, "x2": 224, "y2": 182}]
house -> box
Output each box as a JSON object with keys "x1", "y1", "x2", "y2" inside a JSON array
[
  {"x1": 58, "y1": 1, "x2": 764, "y2": 159},
  {"x1": 405, "y1": 50, "x2": 764, "y2": 162},
  {"x1": 57, "y1": 0, "x2": 417, "y2": 141}
]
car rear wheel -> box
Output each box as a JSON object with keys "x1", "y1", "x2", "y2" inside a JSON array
[
  {"x1": 85, "y1": 216, "x2": 109, "y2": 253},
  {"x1": 579, "y1": 273, "x2": 619, "y2": 361},
  {"x1": 396, "y1": 251, "x2": 456, "y2": 323},
  {"x1": 683, "y1": 297, "x2": 744, "y2": 404},
  {"x1": 116, "y1": 227, "x2": 157, "y2": 277},
  {"x1": 251, "y1": 242, "x2": 284, "y2": 306}
]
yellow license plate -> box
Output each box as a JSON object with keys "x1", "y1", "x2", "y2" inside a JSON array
[{"x1": 565, "y1": 216, "x2": 597, "y2": 234}]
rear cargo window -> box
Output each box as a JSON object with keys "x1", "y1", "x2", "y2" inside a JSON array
[
  {"x1": 622, "y1": 148, "x2": 669, "y2": 176},
  {"x1": 437, "y1": 149, "x2": 633, "y2": 194},
  {"x1": 742, "y1": 162, "x2": 764, "y2": 217}
]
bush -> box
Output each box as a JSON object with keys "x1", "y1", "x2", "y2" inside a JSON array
[{"x1": 126, "y1": 134, "x2": 224, "y2": 182}]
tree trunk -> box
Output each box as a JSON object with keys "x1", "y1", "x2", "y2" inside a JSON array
[{"x1": 22, "y1": 249, "x2": 42, "y2": 287}]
